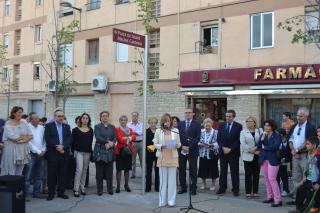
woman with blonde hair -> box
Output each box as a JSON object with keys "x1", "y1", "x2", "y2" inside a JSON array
[
  {"x1": 198, "y1": 118, "x2": 219, "y2": 191},
  {"x1": 154, "y1": 113, "x2": 181, "y2": 207},
  {"x1": 240, "y1": 116, "x2": 262, "y2": 198}
]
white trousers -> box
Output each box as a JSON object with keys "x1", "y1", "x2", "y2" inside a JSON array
[
  {"x1": 73, "y1": 151, "x2": 91, "y2": 192},
  {"x1": 159, "y1": 166, "x2": 177, "y2": 207}
]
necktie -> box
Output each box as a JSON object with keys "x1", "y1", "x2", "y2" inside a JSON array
[
  {"x1": 227, "y1": 123, "x2": 231, "y2": 134},
  {"x1": 186, "y1": 120, "x2": 190, "y2": 131},
  {"x1": 58, "y1": 124, "x2": 63, "y2": 145}
]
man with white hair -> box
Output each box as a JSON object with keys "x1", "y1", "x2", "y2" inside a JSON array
[{"x1": 287, "y1": 107, "x2": 316, "y2": 204}]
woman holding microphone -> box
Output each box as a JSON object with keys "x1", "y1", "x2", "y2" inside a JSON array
[{"x1": 153, "y1": 113, "x2": 181, "y2": 207}]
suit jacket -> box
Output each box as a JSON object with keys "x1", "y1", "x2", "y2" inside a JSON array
[
  {"x1": 45, "y1": 122, "x2": 72, "y2": 153},
  {"x1": 217, "y1": 121, "x2": 243, "y2": 156},
  {"x1": 178, "y1": 120, "x2": 201, "y2": 157},
  {"x1": 288, "y1": 121, "x2": 317, "y2": 141},
  {"x1": 256, "y1": 131, "x2": 281, "y2": 166},
  {"x1": 240, "y1": 128, "x2": 262, "y2": 161}
]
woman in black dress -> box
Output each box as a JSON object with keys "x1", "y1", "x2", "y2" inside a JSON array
[{"x1": 145, "y1": 117, "x2": 159, "y2": 192}]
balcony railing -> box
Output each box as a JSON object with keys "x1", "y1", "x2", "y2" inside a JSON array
[{"x1": 86, "y1": 1, "x2": 101, "y2": 11}]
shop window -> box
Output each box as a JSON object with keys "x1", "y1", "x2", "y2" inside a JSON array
[
  {"x1": 193, "y1": 98, "x2": 227, "y2": 126},
  {"x1": 250, "y1": 12, "x2": 274, "y2": 49}
]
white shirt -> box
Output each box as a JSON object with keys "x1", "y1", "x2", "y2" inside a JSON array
[
  {"x1": 127, "y1": 121, "x2": 143, "y2": 141},
  {"x1": 28, "y1": 123, "x2": 46, "y2": 154},
  {"x1": 289, "y1": 121, "x2": 307, "y2": 149}
]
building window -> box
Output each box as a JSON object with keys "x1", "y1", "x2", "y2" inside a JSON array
[
  {"x1": 86, "y1": 0, "x2": 101, "y2": 11},
  {"x1": 60, "y1": 0, "x2": 74, "y2": 17},
  {"x1": 13, "y1": 64, "x2": 20, "y2": 91},
  {"x1": 2, "y1": 66, "x2": 8, "y2": 81},
  {"x1": 148, "y1": 53, "x2": 159, "y2": 79},
  {"x1": 149, "y1": 29, "x2": 160, "y2": 48},
  {"x1": 5, "y1": 0, "x2": 10, "y2": 16},
  {"x1": 33, "y1": 63, "x2": 40, "y2": 80},
  {"x1": 201, "y1": 24, "x2": 218, "y2": 53},
  {"x1": 35, "y1": 25, "x2": 42, "y2": 42},
  {"x1": 116, "y1": 0, "x2": 129, "y2": 4},
  {"x1": 14, "y1": 30, "x2": 21, "y2": 56},
  {"x1": 16, "y1": 0, "x2": 22, "y2": 21},
  {"x1": 250, "y1": 12, "x2": 274, "y2": 49},
  {"x1": 116, "y1": 43, "x2": 128, "y2": 62},
  {"x1": 36, "y1": 0, "x2": 43, "y2": 6},
  {"x1": 151, "y1": 0, "x2": 160, "y2": 17},
  {"x1": 3, "y1": 33, "x2": 9, "y2": 48},
  {"x1": 87, "y1": 39, "x2": 99, "y2": 65},
  {"x1": 60, "y1": 44, "x2": 73, "y2": 68},
  {"x1": 305, "y1": 6, "x2": 320, "y2": 43}
]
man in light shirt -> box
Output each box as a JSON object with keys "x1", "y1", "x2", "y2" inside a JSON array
[
  {"x1": 127, "y1": 112, "x2": 143, "y2": 178},
  {"x1": 25, "y1": 112, "x2": 47, "y2": 199},
  {"x1": 287, "y1": 107, "x2": 316, "y2": 204}
]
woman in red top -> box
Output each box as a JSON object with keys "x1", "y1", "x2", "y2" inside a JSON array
[{"x1": 115, "y1": 115, "x2": 136, "y2": 193}]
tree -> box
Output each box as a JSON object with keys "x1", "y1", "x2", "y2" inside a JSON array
[
  {"x1": 278, "y1": 1, "x2": 320, "y2": 49},
  {"x1": 42, "y1": 1, "x2": 79, "y2": 112},
  {"x1": 132, "y1": 0, "x2": 161, "y2": 95}
]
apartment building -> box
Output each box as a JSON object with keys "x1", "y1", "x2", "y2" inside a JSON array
[{"x1": 0, "y1": 0, "x2": 319, "y2": 128}]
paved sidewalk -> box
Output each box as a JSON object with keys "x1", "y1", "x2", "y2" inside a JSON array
[{"x1": 26, "y1": 164, "x2": 295, "y2": 213}]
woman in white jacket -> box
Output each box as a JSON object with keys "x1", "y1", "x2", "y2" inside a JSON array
[
  {"x1": 153, "y1": 113, "x2": 181, "y2": 207},
  {"x1": 240, "y1": 116, "x2": 262, "y2": 198}
]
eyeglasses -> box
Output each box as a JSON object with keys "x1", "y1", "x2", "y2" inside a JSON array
[{"x1": 297, "y1": 127, "x2": 302, "y2": 136}]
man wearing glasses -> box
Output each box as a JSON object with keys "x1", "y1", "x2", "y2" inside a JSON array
[
  {"x1": 178, "y1": 108, "x2": 201, "y2": 195},
  {"x1": 287, "y1": 107, "x2": 316, "y2": 204},
  {"x1": 45, "y1": 109, "x2": 72, "y2": 201}
]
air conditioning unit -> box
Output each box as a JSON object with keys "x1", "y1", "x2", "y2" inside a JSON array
[
  {"x1": 91, "y1": 75, "x2": 107, "y2": 91},
  {"x1": 48, "y1": 80, "x2": 56, "y2": 92}
]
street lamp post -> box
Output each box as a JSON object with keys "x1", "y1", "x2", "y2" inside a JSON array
[{"x1": 60, "y1": 2, "x2": 82, "y2": 31}]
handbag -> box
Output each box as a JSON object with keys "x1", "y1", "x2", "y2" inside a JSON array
[
  {"x1": 121, "y1": 145, "x2": 133, "y2": 157},
  {"x1": 92, "y1": 143, "x2": 114, "y2": 163}
]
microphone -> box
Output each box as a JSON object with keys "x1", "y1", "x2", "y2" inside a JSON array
[{"x1": 162, "y1": 123, "x2": 169, "y2": 130}]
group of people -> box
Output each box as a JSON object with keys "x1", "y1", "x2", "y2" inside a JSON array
[{"x1": 0, "y1": 105, "x2": 319, "y2": 213}]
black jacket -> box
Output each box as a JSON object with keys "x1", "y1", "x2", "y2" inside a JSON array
[
  {"x1": 45, "y1": 122, "x2": 72, "y2": 153},
  {"x1": 217, "y1": 121, "x2": 243, "y2": 156}
]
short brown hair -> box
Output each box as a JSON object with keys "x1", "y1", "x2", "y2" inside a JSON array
[
  {"x1": 99, "y1": 111, "x2": 110, "y2": 121},
  {"x1": 10, "y1": 106, "x2": 23, "y2": 119},
  {"x1": 160, "y1": 113, "x2": 172, "y2": 129},
  {"x1": 227, "y1": 109, "x2": 236, "y2": 117}
]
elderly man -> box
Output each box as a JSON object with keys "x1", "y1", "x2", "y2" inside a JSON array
[
  {"x1": 45, "y1": 109, "x2": 72, "y2": 201},
  {"x1": 25, "y1": 112, "x2": 47, "y2": 200},
  {"x1": 287, "y1": 107, "x2": 316, "y2": 204},
  {"x1": 127, "y1": 112, "x2": 143, "y2": 179}
]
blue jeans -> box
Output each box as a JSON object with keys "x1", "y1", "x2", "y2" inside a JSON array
[{"x1": 25, "y1": 153, "x2": 44, "y2": 196}]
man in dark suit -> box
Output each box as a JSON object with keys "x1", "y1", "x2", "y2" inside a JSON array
[
  {"x1": 287, "y1": 107, "x2": 316, "y2": 205},
  {"x1": 45, "y1": 109, "x2": 72, "y2": 201},
  {"x1": 216, "y1": 109, "x2": 242, "y2": 196},
  {"x1": 178, "y1": 108, "x2": 201, "y2": 195}
]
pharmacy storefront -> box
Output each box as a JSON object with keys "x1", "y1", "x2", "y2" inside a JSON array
[{"x1": 180, "y1": 64, "x2": 320, "y2": 127}]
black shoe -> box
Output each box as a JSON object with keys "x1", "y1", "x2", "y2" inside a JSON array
[
  {"x1": 155, "y1": 189, "x2": 159, "y2": 192},
  {"x1": 262, "y1": 198, "x2": 274, "y2": 203},
  {"x1": 178, "y1": 189, "x2": 187, "y2": 194},
  {"x1": 191, "y1": 191, "x2": 197, "y2": 196},
  {"x1": 216, "y1": 189, "x2": 226, "y2": 195},
  {"x1": 125, "y1": 186, "x2": 131, "y2": 192},
  {"x1": 33, "y1": 193, "x2": 47, "y2": 199},
  {"x1": 98, "y1": 192, "x2": 103, "y2": 196},
  {"x1": 116, "y1": 188, "x2": 120, "y2": 193},
  {"x1": 233, "y1": 192, "x2": 240, "y2": 197},
  {"x1": 145, "y1": 189, "x2": 151, "y2": 192},
  {"x1": 131, "y1": 175, "x2": 136, "y2": 179},
  {"x1": 286, "y1": 201, "x2": 296, "y2": 205},
  {"x1": 58, "y1": 194, "x2": 69, "y2": 199},
  {"x1": 271, "y1": 202, "x2": 282, "y2": 207},
  {"x1": 47, "y1": 194, "x2": 54, "y2": 201},
  {"x1": 108, "y1": 191, "x2": 114, "y2": 195}
]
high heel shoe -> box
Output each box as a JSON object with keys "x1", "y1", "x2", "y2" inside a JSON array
[
  {"x1": 74, "y1": 191, "x2": 80, "y2": 197},
  {"x1": 116, "y1": 187, "x2": 120, "y2": 193},
  {"x1": 125, "y1": 186, "x2": 131, "y2": 192}
]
